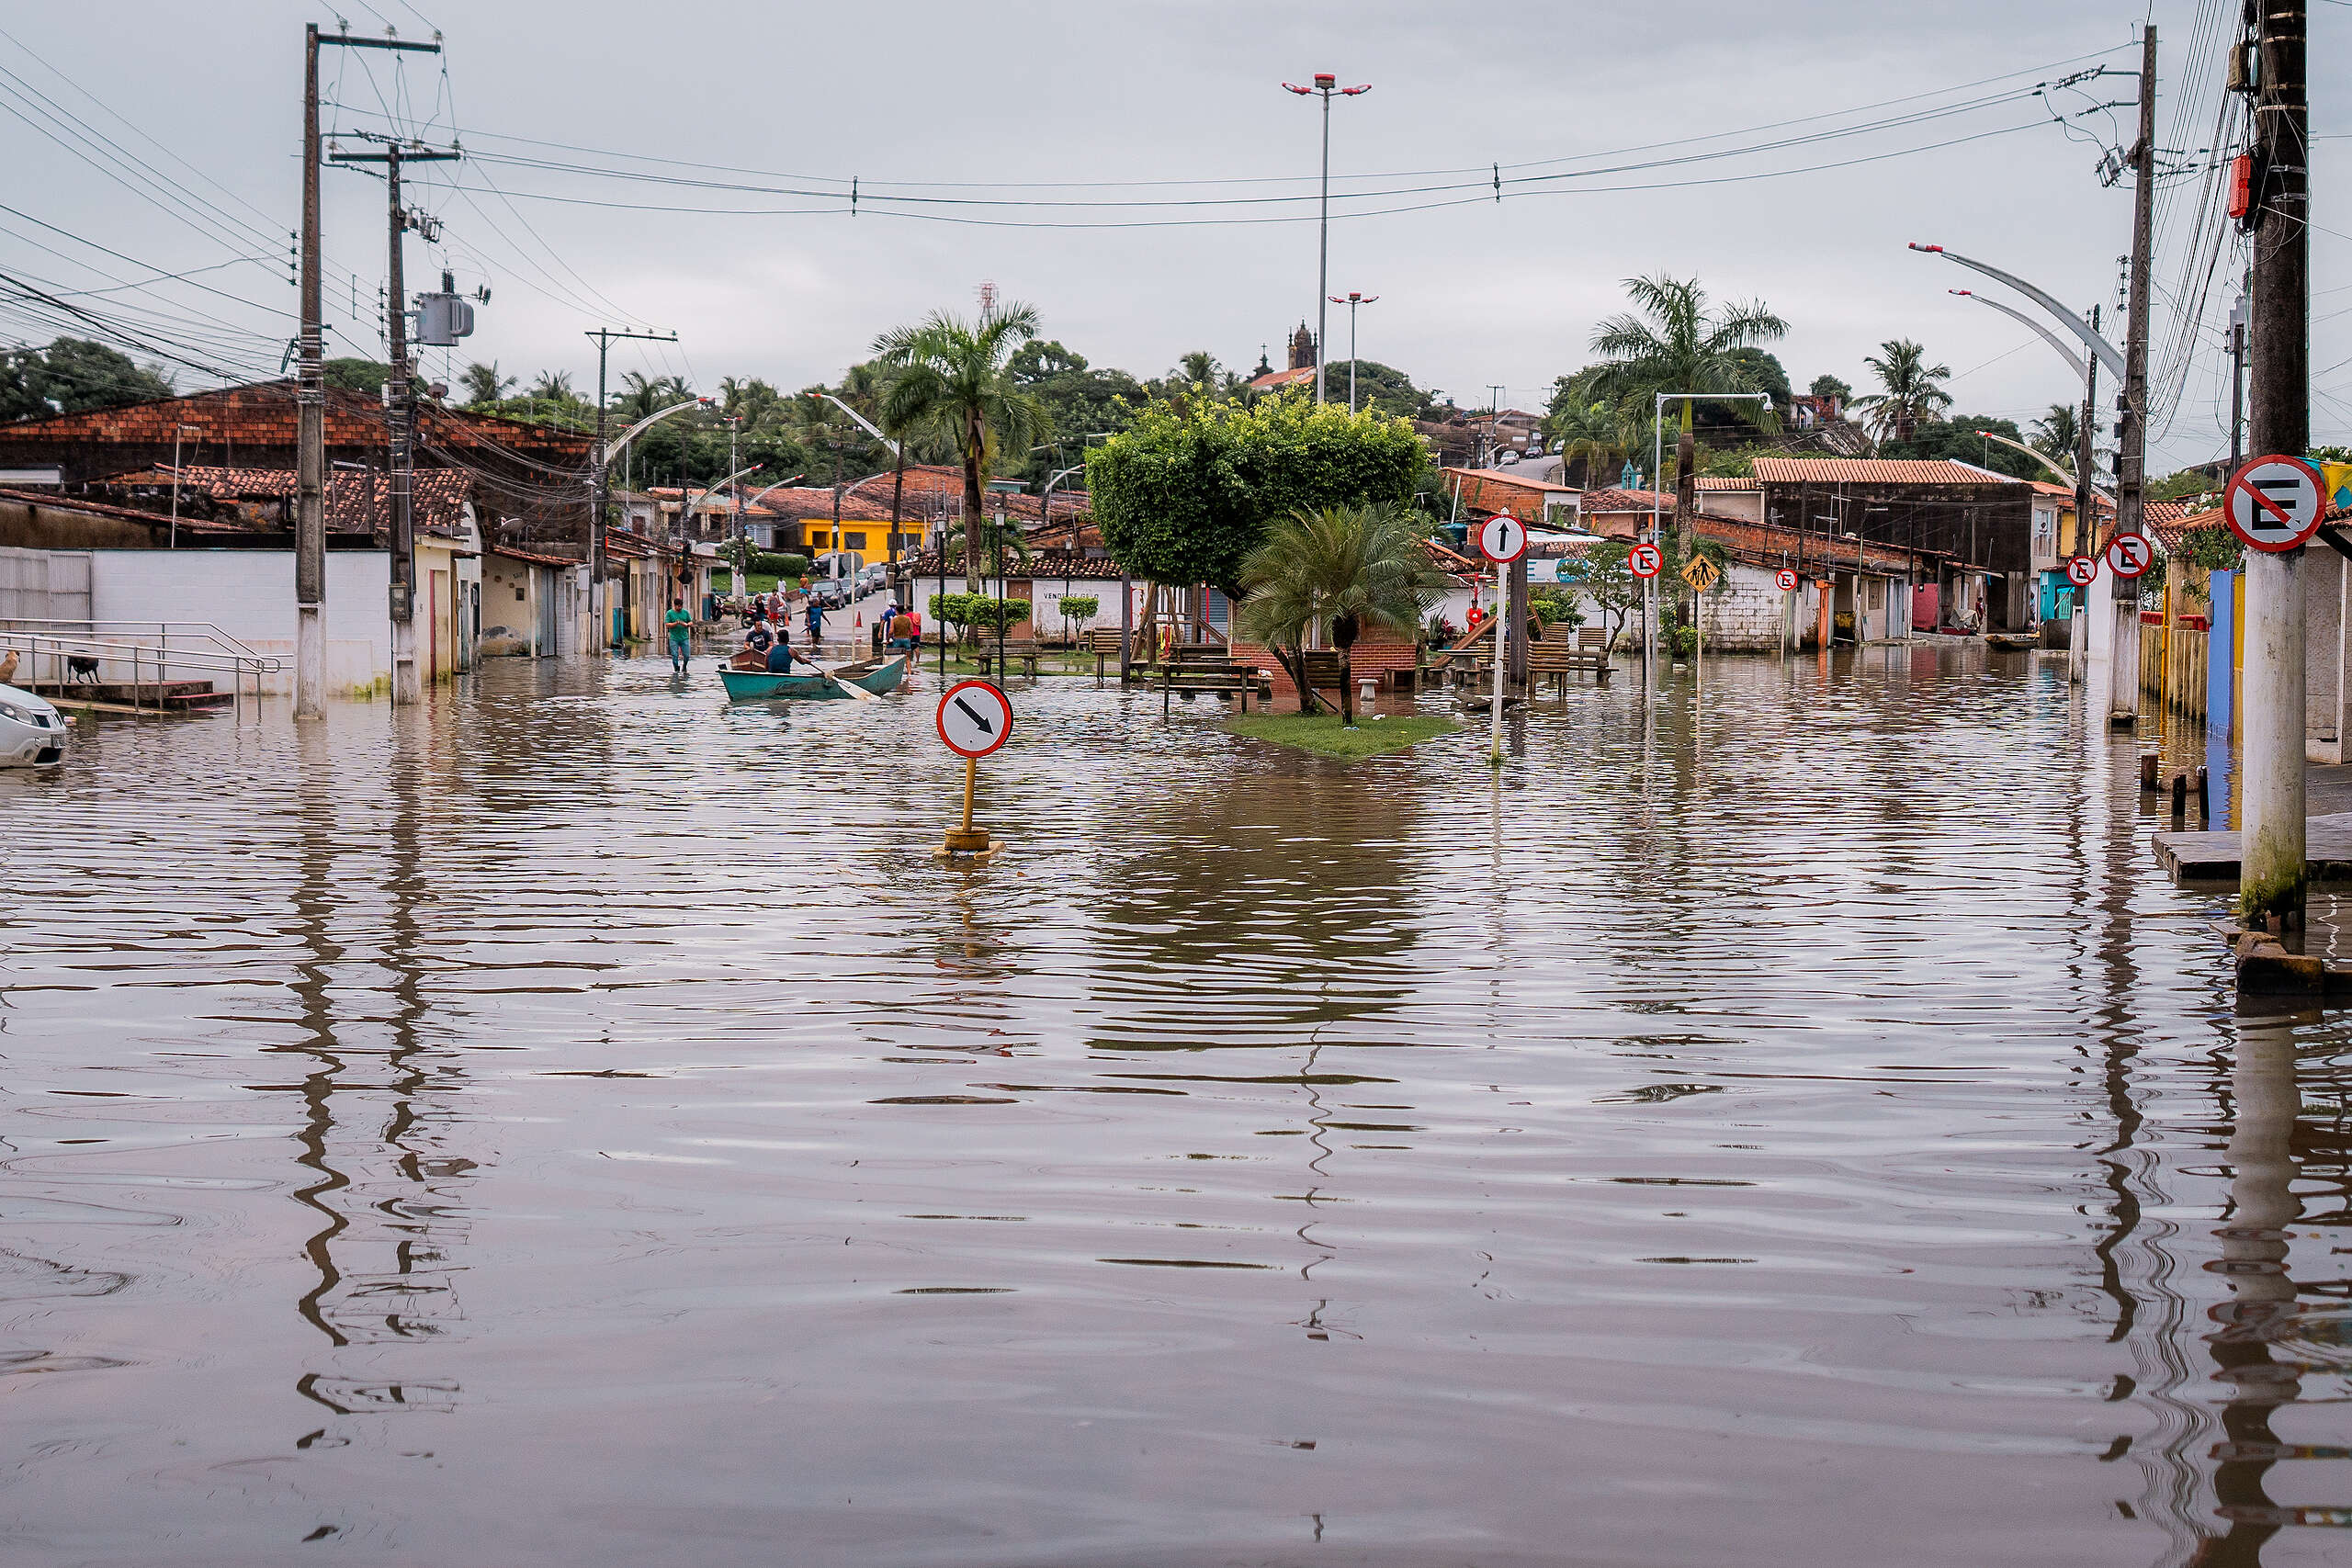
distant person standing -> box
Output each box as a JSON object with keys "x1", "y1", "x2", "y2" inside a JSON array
[
  {"x1": 664, "y1": 598, "x2": 693, "y2": 675},
  {"x1": 805, "y1": 595, "x2": 825, "y2": 653}
]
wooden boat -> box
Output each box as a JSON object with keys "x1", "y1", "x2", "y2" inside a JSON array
[{"x1": 718, "y1": 654, "x2": 907, "y2": 702}]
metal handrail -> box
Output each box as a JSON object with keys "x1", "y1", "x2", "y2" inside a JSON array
[
  {"x1": 0, "y1": 629, "x2": 277, "y2": 725},
  {"x1": 0, "y1": 617, "x2": 280, "y2": 669}
]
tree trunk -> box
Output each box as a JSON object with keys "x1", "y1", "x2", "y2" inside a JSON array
[
  {"x1": 1276, "y1": 644, "x2": 1318, "y2": 714},
  {"x1": 1335, "y1": 615, "x2": 1358, "y2": 726},
  {"x1": 961, "y1": 422, "x2": 985, "y2": 596}
]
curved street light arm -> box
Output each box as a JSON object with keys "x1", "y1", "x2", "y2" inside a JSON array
[
  {"x1": 1949, "y1": 290, "x2": 2086, "y2": 380},
  {"x1": 1909, "y1": 244, "x2": 2123, "y2": 380},
  {"x1": 604, "y1": 398, "x2": 707, "y2": 465},
  {"x1": 740, "y1": 473, "x2": 808, "y2": 511},
  {"x1": 809, "y1": 392, "x2": 901, "y2": 459},
  {"x1": 1972, "y1": 430, "x2": 2075, "y2": 487},
  {"x1": 684, "y1": 462, "x2": 763, "y2": 516}
]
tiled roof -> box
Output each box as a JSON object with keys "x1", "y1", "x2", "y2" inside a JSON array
[
  {"x1": 899, "y1": 547, "x2": 1125, "y2": 581},
  {"x1": 1751, "y1": 457, "x2": 2027, "y2": 487},
  {"x1": 0, "y1": 382, "x2": 591, "y2": 460},
  {"x1": 490, "y1": 543, "x2": 583, "y2": 568},
  {"x1": 1246, "y1": 366, "x2": 1317, "y2": 391},
  {"x1": 1577, "y1": 487, "x2": 1679, "y2": 513},
  {"x1": 1693, "y1": 476, "x2": 1759, "y2": 491},
  {"x1": 91, "y1": 463, "x2": 474, "y2": 536},
  {"x1": 0, "y1": 485, "x2": 253, "y2": 534}
]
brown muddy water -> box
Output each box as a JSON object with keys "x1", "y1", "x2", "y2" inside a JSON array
[{"x1": 3, "y1": 643, "x2": 2347, "y2": 1567}]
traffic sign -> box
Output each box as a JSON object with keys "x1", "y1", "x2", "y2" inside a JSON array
[
  {"x1": 1477, "y1": 511, "x2": 1527, "y2": 564},
  {"x1": 2225, "y1": 454, "x2": 2327, "y2": 553},
  {"x1": 2065, "y1": 556, "x2": 2098, "y2": 588},
  {"x1": 936, "y1": 680, "x2": 1012, "y2": 759},
  {"x1": 2105, "y1": 533, "x2": 2154, "y2": 580},
  {"x1": 1629, "y1": 542, "x2": 1662, "y2": 579},
  {"x1": 1774, "y1": 567, "x2": 1798, "y2": 592},
  {"x1": 1679, "y1": 554, "x2": 1721, "y2": 592}
]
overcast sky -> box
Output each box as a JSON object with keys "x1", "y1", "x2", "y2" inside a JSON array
[{"x1": 6, "y1": 1, "x2": 2344, "y2": 472}]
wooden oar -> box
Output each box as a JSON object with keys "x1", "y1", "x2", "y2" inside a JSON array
[{"x1": 810, "y1": 658, "x2": 876, "y2": 703}]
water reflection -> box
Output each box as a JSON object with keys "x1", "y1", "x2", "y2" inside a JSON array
[
  {"x1": 2185, "y1": 1020, "x2": 2352, "y2": 1562},
  {"x1": 277, "y1": 716, "x2": 472, "y2": 1428}
]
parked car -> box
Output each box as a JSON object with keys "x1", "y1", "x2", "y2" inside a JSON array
[{"x1": 0, "y1": 681, "x2": 66, "y2": 767}]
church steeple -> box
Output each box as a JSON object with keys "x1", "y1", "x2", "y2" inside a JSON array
[{"x1": 1287, "y1": 321, "x2": 1317, "y2": 370}]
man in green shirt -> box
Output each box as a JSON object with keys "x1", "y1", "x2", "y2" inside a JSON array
[{"x1": 664, "y1": 599, "x2": 693, "y2": 674}]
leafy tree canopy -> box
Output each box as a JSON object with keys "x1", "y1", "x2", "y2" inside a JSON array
[
  {"x1": 1009, "y1": 338, "x2": 1147, "y2": 488},
  {"x1": 1877, "y1": 415, "x2": 2047, "y2": 480},
  {"x1": 1, "y1": 337, "x2": 175, "y2": 422},
  {"x1": 1808, "y1": 373, "x2": 1852, "y2": 401},
  {"x1": 1087, "y1": 389, "x2": 1427, "y2": 592},
  {"x1": 323, "y1": 357, "x2": 396, "y2": 394}
]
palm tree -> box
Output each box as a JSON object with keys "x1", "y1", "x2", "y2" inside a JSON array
[
  {"x1": 527, "y1": 368, "x2": 574, "y2": 402},
  {"x1": 2031, "y1": 402, "x2": 2081, "y2": 462},
  {"x1": 1851, "y1": 340, "x2": 1952, "y2": 446},
  {"x1": 459, "y1": 361, "x2": 514, "y2": 408},
  {"x1": 1238, "y1": 503, "x2": 1446, "y2": 725},
  {"x1": 876, "y1": 302, "x2": 1050, "y2": 592},
  {"x1": 1544, "y1": 398, "x2": 1638, "y2": 485},
  {"x1": 1585, "y1": 275, "x2": 1788, "y2": 430}
]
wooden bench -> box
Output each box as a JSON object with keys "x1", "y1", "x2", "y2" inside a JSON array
[
  {"x1": 1089, "y1": 627, "x2": 1127, "y2": 685},
  {"x1": 974, "y1": 637, "x2": 1041, "y2": 680},
  {"x1": 1160, "y1": 659, "x2": 1253, "y2": 715}
]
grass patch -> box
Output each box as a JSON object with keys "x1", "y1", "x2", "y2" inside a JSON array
[{"x1": 1220, "y1": 711, "x2": 1459, "y2": 761}]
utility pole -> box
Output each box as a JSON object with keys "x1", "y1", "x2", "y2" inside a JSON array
[
  {"x1": 1283, "y1": 73, "x2": 1369, "y2": 407},
  {"x1": 2243, "y1": 0, "x2": 2312, "y2": 928},
  {"x1": 2073, "y1": 304, "x2": 2100, "y2": 665},
  {"x1": 587, "y1": 327, "x2": 679, "y2": 652},
  {"x1": 297, "y1": 24, "x2": 437, "y2": 718},
  {"x1": 2108, "y1": 24, "x2": 2157, "y2": 729},
  {"x1": 330, "y1": 135, "x2": 459, "y2": 706}
]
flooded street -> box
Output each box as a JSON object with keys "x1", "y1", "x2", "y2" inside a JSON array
[{"x1": 5, "y1": 644, "x2": 2347, "y2": 1566}]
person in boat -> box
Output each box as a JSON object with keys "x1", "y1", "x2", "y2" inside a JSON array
[{"x1": 732, "y1": 620, "x2": 774, "y2": 671}]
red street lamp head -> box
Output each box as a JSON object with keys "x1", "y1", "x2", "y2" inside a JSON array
[
  {"x1": 1314, "y1": 73, "x2": 1335, "y2": 88},
  {"x1": 1948, "y1": 288, "x2": 1973, "y2": 297},
  {"x1": 1907, "y1": 243, "x2": 1945, "y2": 254}
]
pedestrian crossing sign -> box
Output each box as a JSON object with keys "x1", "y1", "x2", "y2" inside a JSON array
[{"x1": 1679, "y1": 555, "x2": 1722, "y2": 592}]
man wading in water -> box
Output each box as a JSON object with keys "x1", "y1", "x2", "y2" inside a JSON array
[{"x1": 665, "y1": 598, "x2": 693, "y2": 675}]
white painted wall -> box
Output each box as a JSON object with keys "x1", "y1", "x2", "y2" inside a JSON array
[{"x1": 89, "y1": 549, "x2": 392, "y2": 699}]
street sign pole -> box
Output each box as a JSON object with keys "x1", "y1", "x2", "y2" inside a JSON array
[
  {"x1": 2228, "y1": 454, "x2": 2327, "y2": 927},
  {"x1": 936, "y1": 678, "x2": 1012, "y2": 861},
  {"x1": 1476, "y1": 513, "x2": 1527, "y2": 769}
]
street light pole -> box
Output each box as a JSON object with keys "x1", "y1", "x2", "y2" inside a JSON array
[
  {"x1": 1285, "y1": 73, "x2": 1369, "y2": 407},
  {"x1": 1327, "y1": 292, "x2": 1378, "y2": 413}
]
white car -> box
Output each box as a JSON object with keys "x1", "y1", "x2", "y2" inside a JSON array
[{"x1": 0, "y1": 683, "x2": 65, "y2": 767}]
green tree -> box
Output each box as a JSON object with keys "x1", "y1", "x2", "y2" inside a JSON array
[
  {"x1": 1238, "y1": 503, "x2": 1444, "y2": 723},
  {"x1": 876, "y1": 301, "x2": 1051, "y2": 592},
  {"x1": 1851, "y1": 339, "x2": 1952, "y2": 446},
  {"x1": 0, "y1": 337, "x2": 174, "y2": 420},
  {"x1": 1544, "y1": 398, "x2": 1639, "y2": 486},
  {"x1": 1880, "y1": 415, "x2": 2044, "y2": 480},
  {"x1": 1011, "y1": 339, "x2": 1147, "y2": 487},
  {"x1": 1087, "y1": 389, "x2": 1427, "y2": 596},
  {"x1": 1583, "y1": 275, "x2": 1788, "y2": 438},
  {"x1": 323, "y1": 356, "x2": 395, "y2": 395},
  {"x1": 1808, "y1": 373, "x2": 1852, "y2": 402},
  {"x1": 2030, "y1": 403, "x2": 2080, "y2": 463},
  {"x1": 459, "y1": 361, "x2": 515, "y2": 407},
  {"x1": 1056, "y1": 594, "x2": 1099, "y2": 645}
]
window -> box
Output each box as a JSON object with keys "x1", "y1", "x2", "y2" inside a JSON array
[{"x1": 844, "y1": 532, "x2": 867, "y2": 550}]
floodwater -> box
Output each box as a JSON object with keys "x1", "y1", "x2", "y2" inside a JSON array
[{"x1": 4, "y1": 643, "x2": 2347, "y2": 1567}]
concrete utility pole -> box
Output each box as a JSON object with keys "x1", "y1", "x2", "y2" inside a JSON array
[
  {"x1": 2108, "y1": 25, "x2": 2157, "y2": 729},
  {"x1": 2074, "y1": 303, "x2": 2100, "y2": 661},
  {"x1": 2243, "y1": 0, "x2": 2312, "y2": 926},
  {"x1": 329, "y1": 134, "x2": 459, "y2": 707},
  {"x1": 587, "y1": 327, "x2": 679, "y2": 650},
  {"x1": 1283, "y1": 73, "x2": 1369, "y2": 407},
  {"x1": 296, "y1": 25, "x2": 438, "y2": 716}
]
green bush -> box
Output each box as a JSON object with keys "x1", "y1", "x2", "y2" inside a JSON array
[{"x1": 927, "y1": 593, "x2": 1034, "y2": 640}]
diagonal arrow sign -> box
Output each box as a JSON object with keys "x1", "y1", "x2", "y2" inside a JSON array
[{"x1": 953, "y1": 695, "x2": 994, "y2": 735}]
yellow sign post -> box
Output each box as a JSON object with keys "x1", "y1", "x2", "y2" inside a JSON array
[{"x1": 1679, "y1": 555, "x2": 1719, "y2": 686}]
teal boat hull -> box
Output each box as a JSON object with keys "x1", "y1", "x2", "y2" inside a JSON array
[{"x1": 718, "y1": 656, "x2": 907, "y2": 702}]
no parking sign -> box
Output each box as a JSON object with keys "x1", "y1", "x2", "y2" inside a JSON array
[
  {"x1": 1774, "y1": 567, "x2": 1798, "y2": 592},
  {"x1": 2064, "y1": 556, "x2": 2098, "y2": 588}
]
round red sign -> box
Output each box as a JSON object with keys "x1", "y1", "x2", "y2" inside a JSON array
[{"x1": 1629, "y1": 543, "x2": 1662, "y2": 580}]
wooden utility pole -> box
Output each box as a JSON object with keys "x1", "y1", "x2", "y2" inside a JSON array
[
  {"x1": 2108, "y1": 25, "x2": 2157, "y2": 728},
  {"x1": 2242, "y1": 0, "x2": 2312, "y2": 926},
  {"x1": 296, "y1": 25, "x2": 323, "y2": 718}
]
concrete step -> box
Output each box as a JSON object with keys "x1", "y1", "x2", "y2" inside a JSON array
[
  {"x1": 2152, "y1": 811, "x2": 2352, "y2": 885},
  {"x1": 26, "y1": 679, "x2": 230, "y2": 711}
]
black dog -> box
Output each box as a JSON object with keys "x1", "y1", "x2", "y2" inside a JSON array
[{"x1": 65, "y1": 655, "x2": 101, "y2": 684}]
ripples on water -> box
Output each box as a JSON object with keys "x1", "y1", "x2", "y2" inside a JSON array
[{"x1": 3, "y1": 642, "x2": 2347, "y2": 1565}]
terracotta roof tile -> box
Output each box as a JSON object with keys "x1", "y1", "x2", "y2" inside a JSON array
[{"x1": 1752, "y1": 457, "x2": 2028, "y2": 487}]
